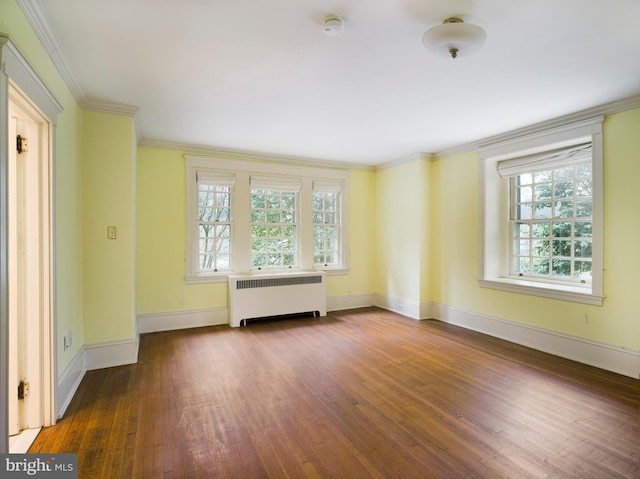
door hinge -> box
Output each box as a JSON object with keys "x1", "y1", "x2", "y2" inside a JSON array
[
  {"x1": 17, "y1": 135, "x2": 29, "y2": 154},
  {"x1": 18, "y1": 380, "x2": 30, "y2": 400}
]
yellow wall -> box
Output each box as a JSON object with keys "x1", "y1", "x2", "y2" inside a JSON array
[
  {"x1": 82, "y1": 111, "x2": 136, "y2": 344},
  {"x1": 430, "y1": 108, "x2": 640, "y2": 351},
  {"x1": 3, "y1": 0, "x2": 639, "y2": 385},
  {"x1": 375, "y1": 159, "x2": 431, "y2": 304},
  {"x1": 1, "y1": 0, "x2": 86, "y2": 375},
  {"x1": 136, "y1": 149, "x2": 377, "y2": 314}
]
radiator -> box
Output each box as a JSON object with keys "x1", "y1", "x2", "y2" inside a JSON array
[{"x1": 228, "y1": 271, "x2": 327, "y2": 327}]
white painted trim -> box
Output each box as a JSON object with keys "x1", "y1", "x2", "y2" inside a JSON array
[
  {"x1": 2, "y1": 39, "x2": 63, "y2": 122},
  {"x1": 435, "y1": 94, "x2": 640, "y2": 160},
  {"x1": 56, "y1": 346, "x2": 85, "y2": 418},
  {"x1": 138, "y1": 308, "x2": 228, "y2": 334},
  {"x1": 373, "y1": 293, "x2": 422, "y2": 320},
  {"x1": 84, "y1": 339, "x2": 139, "y2": 371},
  {"x1": 327, "y1": 293, "x2": 374, "y2": 312},
  {"x1": 376, "y1": 152, "x2": 435, "y2": 171},
  {"x1": 433, "y1": 303, "x2": 639, "y2": 379},
  {"x1": 142, "y1": 139, "x2": 372, "y2": 171}
]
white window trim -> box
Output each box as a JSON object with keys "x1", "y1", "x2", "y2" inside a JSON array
[
  {"x1": 478, "y1": 116, "x2": 604, "y2": 306},
  {"x1": 185, "y1": 155, "x2": 349, "y2": 284}
]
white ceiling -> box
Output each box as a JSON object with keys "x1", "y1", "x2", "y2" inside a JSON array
[{"x1": 28, "y1": 0, "x2": 640, "y2": 166}]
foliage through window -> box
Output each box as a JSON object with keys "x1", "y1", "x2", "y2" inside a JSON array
[
  {"x1": 313, "y1": 183, "x2": 341, "y2": 267},
  {"x1": 510, "y1": 161, "x2": 592, "y2": 282},
  {"x1": 186, "y1": 155, "x2": 349, "y2": 283},
  {"x1": 250, "y1": 189, "x2": 297, "y2": 269},
  {"x1": 198, "y1": 182, "x2": 232, "y2": 272},
  {"x1": 478, "y1": 117, "x2": 603, "y2": 305}
]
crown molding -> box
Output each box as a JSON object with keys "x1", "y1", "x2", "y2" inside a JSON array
[
  {"x1": 139, "y1": 138, "x2": 374, "y2": 172},
  {"x1": 434, "y1": 94, "x2": 640, "y2": 160},
  {"x1": 376, "y1": 152, "x2": 435, "y2": 171},
  {"x1": 18, "y1": 0, "x2": 139, "y2": 118},
  {"x1": 17, "y1": 0, "x2": 86, "y2": 104}
]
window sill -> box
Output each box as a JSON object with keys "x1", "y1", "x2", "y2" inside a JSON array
[
  {"x1": 478, "y1": 277, "x2": 603, "y2": 306},
  {"x1": 185, "y1": 268, "x2": 349, "y2": 284},
  {"x1": 184, "y1": 273, "x2": 229, "y2": 285}
]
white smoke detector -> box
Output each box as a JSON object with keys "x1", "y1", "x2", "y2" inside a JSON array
[{"x1": 323, "y1": 16, "x2": 344, "y2": 36}]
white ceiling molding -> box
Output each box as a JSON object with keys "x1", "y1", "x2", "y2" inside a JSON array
[
  {"x1": 376, "y1": 152, "x2": 435, "y2": 171},
  {"x1": 435, "y1": 94, "x2": 640, "y2": 161},
  {"x1": 139, "y1": 139, "x2": 372, "y2": 172},
  {"x1": 17, "y1": 0, "x2": 138, "y2": 118}
]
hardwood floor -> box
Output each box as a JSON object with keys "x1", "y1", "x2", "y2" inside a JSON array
[{"x1": 30, "y1": 308, "x2": 639, "y2": 478}]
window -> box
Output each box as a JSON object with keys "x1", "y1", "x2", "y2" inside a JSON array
[
  {"x1": 479, "y1": 117, "x2": 604, "y2": 305},
  {"x1": 185, "y1": 155, "x2": 349, "y2": 283},
  {"x1": 313, "y1": 181, "x2": 341, "y2": 267},
  {"x1": 196, "y1": 172, "x2": 234, "y2": 272},
  {"x1": 503, "y1": 145, "x2": 593, "y2": 283},
  {"x1": 250, "y1": 177, "x2": 300, "y2": 270}
]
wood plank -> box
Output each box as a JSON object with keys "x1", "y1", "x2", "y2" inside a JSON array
[{"x1": 31, "y1": 308, "x2": 639, "y2": 478}]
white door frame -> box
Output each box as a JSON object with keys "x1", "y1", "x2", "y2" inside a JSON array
[
  {"x1": 8, "y1": 86, "x2": 54, "y2": 437},
  {"x1": 0, "y1": 35, "x2": 62, "y2": 454}
]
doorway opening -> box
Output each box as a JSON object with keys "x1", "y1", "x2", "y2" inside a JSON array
[{"x1": 7, "y1": 81, "x2": 55, "y2": 452}]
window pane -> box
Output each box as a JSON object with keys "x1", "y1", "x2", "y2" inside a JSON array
[
  {"x1": 514, "y1": 223, "x2": 530, "y2": 238},
  {"x1": 514, "y1": 240, "x2": 530, "y2": 255},
  {"x1": 575, "y1": 240, "x2": 592, "y2": 258},
  {"x1": 517, "y1": 203, "x2": 533, "y2": 219},
  {"x1": 574, "y1": 261, "x2": 592, "y2": 278},
  {"x1": 532, "y1": 258, "x2": 549, "y2": 275},
  {"x1": 552, "y1": 222, "x2": 571, "y2": 237},
  {"x1": 534, "y1": 170, "x2": 552, "y2": 182},
  {"x1": 531, "y1": 222, "x2": 549, "y2": 238},
  {"x1": 532, "y1": 240, "x2": 550, "y2": 256},
  {"x1": 576, "y1": 200, "x2": 592, "y2": 217},
  {"x1": 534, "y1": 203, "x2": 552, "y2": 219},
  {"x1": 552, "y1": 240, "x2": 571, "y2": 257},
  {"x1": 534, "y1": 184, "x2": 552, "y2": 200},
  {"x1": 576, "y1": 178, "x2": 592, "y2": 197},
  {"x1": 517, "y1": 186, "x2": 532, "y2": 202},
  {"x1": 552, "y1": 260, "x2": 571, "y2": 277},
  {"x1": 519, "y1": 173, "x2": 533, "y2": 185},
  {"x1": 574, "y1": 221, "x2": 592, "y2": 238},
  {"x1": 554, "y1": 200, "x2": 574, "y2": 218},
  {"x1": 554, "y1": 181, "x2": 573, "y2": 198},
  {"x1": 554, "y1": 166, "x2": 574, "y2": 180}
]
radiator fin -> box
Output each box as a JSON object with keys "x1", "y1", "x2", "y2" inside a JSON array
[{"x1": 237, "y1": 275, "x2": 322, "y2": 290}]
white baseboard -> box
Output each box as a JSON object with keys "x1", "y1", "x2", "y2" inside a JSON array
[
  {"x1": 433, "y1": 303, "x2": 640, "y2": 379},
  {"x1": 84, "y1": 338, "x2": 139, "y2": 371},
  {"x1": 138, "y1": 307, "x2": 228, "y2": 333},
  {"x1": 56, "y1": 346, "x2": 86, "y2": 418},
  {"x1": 374, "y1": 293, "x2": 423, "y2": 319},
  {"x1": 328, "y1": 293, "x2": 374, "y2": 311}
]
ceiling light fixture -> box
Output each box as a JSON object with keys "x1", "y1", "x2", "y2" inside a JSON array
[
  {"x1": 322, "y1": 16, "x2": 344, "y2": 37},
  {"x1": 422, "y1": 17, "x2": 486, "y2": 59}
]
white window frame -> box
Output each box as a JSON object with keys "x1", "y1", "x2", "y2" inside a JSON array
[
  {"x1": 312, "y1": 180, "x2": 343, "y2": 268},
  {"x1": 185, "y1": 155, "x2": 349, "y2": 284},
  {"x1": 249, "y1": 177, "x2": 300, "y2": 270},
  {"x1": 478, "y1": 117, "x2": 604, "y2": 305}
]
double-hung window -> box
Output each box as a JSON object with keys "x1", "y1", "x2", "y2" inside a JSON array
[
  {"x1": 195, "y1": 172, "x2": 234, "y2": 273},
  {"x1": 313, "y1": 181, "x2": 341, "y2": 267},
  {"x1": 501, "y1": 144, "x2": 593, "y2": 282},
  {"x1": 185, "y1": 155, "x2": 349, "y2": 283},
  {"x1": 250, "y1": 177, "x2": 300, "y2": 270},
  {"x1": 479, "y1": 117, "x2": 604, "y2": 305}
]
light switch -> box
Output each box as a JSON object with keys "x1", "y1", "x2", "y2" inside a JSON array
[{"x1": 107, "y1": 226, "x2": 117, "y2": 239}]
